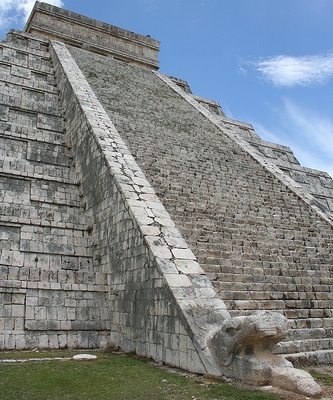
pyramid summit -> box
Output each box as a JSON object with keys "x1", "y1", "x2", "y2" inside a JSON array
[
  {"x1": 1, "y1": 2, "x2": 332, "y2": 395},
  {"x1": 24, "y1": 1, "x2": 160, "y2": 69}
]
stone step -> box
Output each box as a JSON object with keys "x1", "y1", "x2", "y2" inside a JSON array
[
  {"x1": 0, "y1": 136, "x2": 69, "y2": 166},
  {"x1": 0, "y1": 64, "x2": 58, "y2": 94},
  {"x1": 0, "y1": 80, "x2": 61, "y2": 115},
  {"x1": 2, "y1": 51, "x2": 54, "y2": 75},
  {"x1": 0, "y1": 203, "x2": 88, "y2": 229},
  {"x1": 284, "y1": 349, "x2": 333, "y2": 366},
  {"x1": 0, "y1": 122, "x2": 65, "y2": 145},
  {"x1": 0, "y1": 222, "x2": 91, "y2": 254},
  {"x1": 1, "y1": 176, "x2": 82, "y2": 210},
  {"x1": 0, "y1": 174, "x2": 86, "y2": 225},
  {"x1": 0, "y1": 160, "x2": 75, "y2": 183},
  {"x1": 277, "y1": 337, "x2": 333, "y2": 355},
  {"x1": 0, "y1": 255, "x2": 95, "y2": 279},
  {"x1": 70, "y1": 43, "x2": 333, "y2": 332},
  {"x1": 2, "y1": 31, "x2": 50, "y2": 57}
]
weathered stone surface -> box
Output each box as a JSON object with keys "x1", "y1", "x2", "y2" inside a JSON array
[
  {"x1": 25, "y1": 1, "x2": 160, "y2": 70},
  {"x1": 206, "y1": 310, "x2": 324, "y2": 396},
  {"x1": 0, "y1": 29, "x2": 109, "y2": 350},
  {"x1": 1, "y1": 3, "x2": 333, "y2": 395},
  {"x1": 271, "y1": 367, "x2": 323, "y2": 397},
  {"x1": 174, "y1": 260, "x2": 204, "y2": 275},
  {"x1": 208, "y1": 311, "x2": 289, "y2": 367}
]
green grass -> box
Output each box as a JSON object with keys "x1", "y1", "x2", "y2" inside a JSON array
[
  {"x1": 309, "y1": 370, "x2": 333, "y2": 387},
  {"x1": 0, "y1": 351, "x2": 281, "y2": 400}
]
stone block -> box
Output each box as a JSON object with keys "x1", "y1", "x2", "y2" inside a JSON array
[
  {"x1": 174, "y1": 259, "x2": 204, "y2": 275},
  {"x1": 164, "y1": 274, "x2": 192, "y2": 288},
  {"x1": 34, "y1": 306, "x2": 47, "y2": 320},
  {"x1": 14, "y1": 318, "x2": 24, "y2": 330},
  {"x1": 149, "y1": 245, "x2": 172, "y2": 259},
  {"x1": 3, "y1": 305, "x2": 12, "y2": 318},
  {"x1": 0, "y1": 250, "x2": 13, "y2": 266},
  {"x1": 25, "y1": 320, "x2": 47, "y2": 330},
  {"x1": 4, "y1": 334, "x2": 16, "y2": 350},
  {"x1": 0, "y1": 266, "x2": 8, "y2": 280},
  {"x1": 48, "y1": 334, "x2": 60, "y2": 349},
  {"x1": 7, "y1": 267, "x2": 19, "y2": 280},
  {"x1": 62, "y1": 256, "x2": 78, "y2": 270},
  {"x1": 67, "y1": 307, "x2": 76, "y2": 320},
  {"x1": 0, "y1": 104, "x2": 9, "y2": 120},
  {"x1": 4, "y1": 318, "x2": 15, "y2": 330},
  {"x1": 271, "y1": 367, "x2": 322, "y2": 397},
  {"x1": 48, "y1": 320, "x2": 61, "y2": 330},
  {"x1": 15, "y1": 334, "x2": 26, "y2": 350},
  {"x1": 172, "y1": 248, "x2": 196, "y2": 260},
  {"x1": 12, "y1": 293, "x2": 25, "y2": 304}
]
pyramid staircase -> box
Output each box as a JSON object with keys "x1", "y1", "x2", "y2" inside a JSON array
[{"x1": 68, "y1": 44, "x2": 333, "y2": 362}]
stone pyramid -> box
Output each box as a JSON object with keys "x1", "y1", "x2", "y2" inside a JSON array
[{"x1": 1, "y1": 1, "x2": 332, "y2": 394}]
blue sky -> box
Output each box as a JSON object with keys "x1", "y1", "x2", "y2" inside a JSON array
[{"x1": 1, "y1": 0, "x2": 333, "y2": 177}]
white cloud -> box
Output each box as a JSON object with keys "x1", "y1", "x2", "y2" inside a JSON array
[
  {"x1": 252, "y1": 99, "x2": 333, "y2": 177},
  {"x1": 0, "y1": 0, "x2": 64, "y2": 29},
  {"x1": 283, "y1": 99, "x2": 333, "y2": 156},
  {"x1": 254, "y1": 53, "x2": 333, "y2": 87}
]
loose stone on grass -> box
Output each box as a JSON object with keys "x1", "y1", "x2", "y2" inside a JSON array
[{"x1": 73, "y1": 354, "x2": 97, "y2": 361}]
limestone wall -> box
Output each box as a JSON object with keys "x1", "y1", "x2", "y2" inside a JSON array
[
  {"x1": 0, "y1": 31, "x2": 109, "y2": 349},
  {"x1": 69, "y1": 45, "x2": 333, "y2": 359}
]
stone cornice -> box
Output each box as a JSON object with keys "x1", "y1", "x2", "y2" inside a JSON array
[{"x1": 24, "y1": 2, "x2": 160, "y2": 70}]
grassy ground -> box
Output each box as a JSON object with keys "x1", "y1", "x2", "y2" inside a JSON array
[
  {"x1": 308, "y1": 368, "x2": 333, "y2": 387},
  {"x1": 0, "y1": 350, "x2": 281, "y2": 400}
]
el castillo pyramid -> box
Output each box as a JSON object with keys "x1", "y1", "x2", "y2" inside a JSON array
[{"x1": 1, "y1": 2, "x2": 333, "y2": 395}]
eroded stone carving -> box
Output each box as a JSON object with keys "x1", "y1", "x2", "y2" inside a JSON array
[
  {"x1": 209, "y1": 310, "x2": 288, "y2": 368},
  {"x1": 207, "y1": 311, "x2": 322, "y2": 397}
]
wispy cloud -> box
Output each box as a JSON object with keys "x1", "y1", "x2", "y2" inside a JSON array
[
  {"x1": 0, "y1": 0, "x2": 64, "y2": 29},
  {"x1": 253, "y1": 99, "x2": 333, "y2": 177},
  {"x1": 254, "y1": 52, "x2": 333, "y2": 87},
  {"x1": 283, "y1": 100, "x2": 333, "y2": 176},
  {"x1": 283, "y1": 99, "x2": 333, "y2": 156}
]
